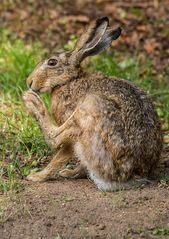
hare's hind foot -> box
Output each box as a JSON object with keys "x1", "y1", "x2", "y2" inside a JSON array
[
  {"x1": 90, "y1": 173, "x2": 152, "y2": 192},
  {"x1": 59, "y1": 165, "x2": 87, "y2": 179}
]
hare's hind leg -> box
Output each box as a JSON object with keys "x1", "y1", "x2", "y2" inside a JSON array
[{"x1": 27, "y1": 144, "x2": 73, "y2": 182}]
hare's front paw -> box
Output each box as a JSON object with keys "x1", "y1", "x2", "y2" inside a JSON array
[
  {"x1": 26, "y1": 170, "x2": 47, "y2": 182},
  {"x1": 22, "y1": 90, "x2": 47, "y2": 119}
]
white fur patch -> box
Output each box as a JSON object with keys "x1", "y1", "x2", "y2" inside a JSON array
[
  {"x1": 74, "y1": 142, "x2": 84, "y2": 160},
  {"x1": 89, "y1": 172, "x2": 131, "y2": 192}
]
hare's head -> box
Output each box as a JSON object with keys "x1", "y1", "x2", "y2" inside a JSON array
[{"x1": 27, "y1": 17, "x2": 121, "y2": 93}]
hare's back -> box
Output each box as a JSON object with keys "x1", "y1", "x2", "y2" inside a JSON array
[
  {"x1": 90, "y1": 76, "x2": 150, "y2": 107},
  {"x1": 90, "y1": 76, "x2": 157, "y2": 120},
  {"x1": 89, "y1": 75, "x2": 161, "y2": 140}
]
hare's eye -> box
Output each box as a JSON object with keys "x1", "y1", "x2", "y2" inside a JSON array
[{"x1": 48, "y1": 58, "x2": 58, "y2": 66}]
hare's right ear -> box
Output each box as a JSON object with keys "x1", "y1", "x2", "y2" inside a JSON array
[{"x1": 69, "y1": 17, "x2": 109, "y2": 65}]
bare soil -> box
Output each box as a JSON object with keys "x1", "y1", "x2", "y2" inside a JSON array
[{"x1": 0, "y1": 179, "x2": 169, "y2": 239}]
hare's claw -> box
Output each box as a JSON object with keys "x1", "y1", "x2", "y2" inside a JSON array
[{"x1": 22, "y1": 90, "x2": 47, "y2": 118}]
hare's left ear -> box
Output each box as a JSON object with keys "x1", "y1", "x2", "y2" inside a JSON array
[
  {"x1": 88, "y1": 27, "x2": 122, "y2": 56},
  {"x1": 69, "y1": 17, "x2": 121, "y2": 65},
  {"x1": 70, "y1": 17, "x2": 108, "y2": 64}
]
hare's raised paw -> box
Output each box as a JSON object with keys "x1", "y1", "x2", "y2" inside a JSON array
[
  {"x1": 22, "y1": 90, "x2": 47, "y2": 118},
  {"x1": 26, "y1": 170, "x2": 47, "y2": 182}
]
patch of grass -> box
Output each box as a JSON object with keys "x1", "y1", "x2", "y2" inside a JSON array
[
  {"x1": 54, "y1": 234, "x2": 62, "y2": 239},
  {"x1": 158, "y1": 176, "x2": 169, "y2": 188},
  {"x1": 111, "y1": 191, "x2": 125, "y2": 207},
  {"x1": 0, "y1": 30, "x2": 51, "y2": 192},
  {"x1": 0, "y1": 30, "x2": 45, "y2": 97},
  {"x1": 161, "y1": 175, "x2": 169, "y2": 183},
  {"x1": 127, "y1": 227, "x2": 169, "y2": 238},
  {"x1": 62, "y1": 196, "x2": 75, "y2": 203},
  {"x1": 63, "y1": 34, "x2": 77, "y2": 51},
  {"x1": 152, "y1": 227, "x2": 169, "y2": 237}
]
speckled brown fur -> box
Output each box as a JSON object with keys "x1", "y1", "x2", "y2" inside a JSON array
[{"x1": 22, "y1": 17, "x2": 162, "y2": 191}]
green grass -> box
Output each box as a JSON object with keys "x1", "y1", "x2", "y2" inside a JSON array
[
  {"x1": 0, "y1": 30, "x2": 169, "y2": 193},
  {"x1": 152, "y1": 227, "x2": 169, "y2": 237},
  {"x1": 0, "y1": 30, "x2": 51, "y2": 192}
]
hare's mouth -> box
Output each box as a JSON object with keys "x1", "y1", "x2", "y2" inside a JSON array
[
  {"x1": 39, "y1": 86, "x2": 52, "y2": 93},
  {"x1": 29, "y1": 86, "x2": 41, "y2": 94},
  {"x1": 30, "y1": 86, "x2": 50, "y2": 93}
]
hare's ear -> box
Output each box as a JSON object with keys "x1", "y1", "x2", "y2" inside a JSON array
[
  {"x1": 70, "y1": 17, "x2": 109, "y2": 65},
  {"x1": 88, "y1": 27, "x2": 122, "y2": 56},
  {"x1": 70, "y1": 18, "x2": 122, "y2": 65}
]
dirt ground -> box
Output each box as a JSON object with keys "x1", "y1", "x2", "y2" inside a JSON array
[
  {"x1": 0, "y1": 178, "x2": 169, "y2": 239},
  {"x1": 1, "y1": 144, "x2": 169, "y2": 238},
  {"x1": 0, "y1": 146, "x2": 169, "y2": 239}
]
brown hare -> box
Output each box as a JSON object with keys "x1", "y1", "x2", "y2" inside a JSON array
[{"x1": 23, "y1": 17, "x2": 162, "y2": 191}]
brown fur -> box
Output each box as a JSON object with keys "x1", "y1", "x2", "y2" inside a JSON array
[{"x1": 23, "y1": 17, "x2": 162, "y2": 191}]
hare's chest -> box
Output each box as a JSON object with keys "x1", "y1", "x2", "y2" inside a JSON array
[{"x1": 51, "y1": 91, "x2": 77, "y2": 125}]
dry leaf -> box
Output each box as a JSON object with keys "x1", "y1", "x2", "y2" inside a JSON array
[{"x1": 144, "y1": 39, "x2": 160, "y2": 54}]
